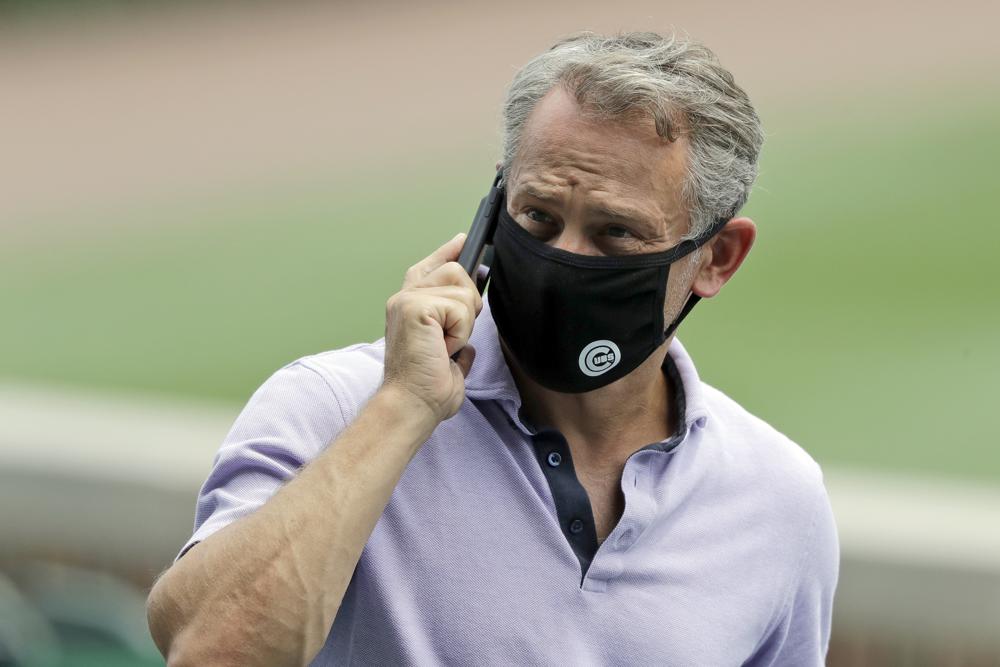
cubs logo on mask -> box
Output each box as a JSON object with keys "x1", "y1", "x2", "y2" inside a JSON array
[{"x1": 487, "y1": 197, "x2": 729, "y2": 393}]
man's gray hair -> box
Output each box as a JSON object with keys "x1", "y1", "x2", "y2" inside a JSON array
[{"x1": 501, "y1": 31, "x2": 764, "y2": 239}]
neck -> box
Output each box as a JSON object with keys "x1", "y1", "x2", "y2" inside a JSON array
[{"x1": 504, "y1": 338, "x2": 677, "y2": 465}]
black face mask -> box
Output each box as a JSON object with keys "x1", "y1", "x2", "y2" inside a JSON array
[{"x1": 487, "y1": 199, "x2": 729, "y2": 394}]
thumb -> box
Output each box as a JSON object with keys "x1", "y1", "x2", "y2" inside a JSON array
[
  {"x1": 451, "y1": 344, "x2": 476, "y2": 379},
  {"x1": 432, "y1": 232, "x2": 467, "y2": 265}
]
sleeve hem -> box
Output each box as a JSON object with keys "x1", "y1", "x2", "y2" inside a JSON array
[{"x1": 174, "y1": 515, "x2": 242, "y2": 563}]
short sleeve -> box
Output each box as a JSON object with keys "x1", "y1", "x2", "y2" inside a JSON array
[
  {"x1": 745, "y1": 481, "x2": 840, "y2": 666},
  {"x1": 175, "y1": 359, "x2": 347, "y2": 561}
]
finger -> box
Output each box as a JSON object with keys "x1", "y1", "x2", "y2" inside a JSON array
[
  {"x1": 425, "y1": 296, "x2": 476, "y2": 357},
  {"x1": 451, "y1": 344, "x2": 476, "y2": 379},
  {"x1": 409, "y1": 285, "x2": 480, "y2": 323},
  {"x1": 413, "y1": 262, "x2": 483, "y2": 313},
  {"x1": 403, "y1": 233, "x2": 467, "y2": 288},
  {"x1": 396, "y1": 293, "x2": 475, "y2": 357},
  {"x1": 414, "y1": 260, "x2": 474, "y2": 288}
]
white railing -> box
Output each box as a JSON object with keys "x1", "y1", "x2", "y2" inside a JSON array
[{"x1": 2, "y1": 381, "x2": 999, "y2": 649}]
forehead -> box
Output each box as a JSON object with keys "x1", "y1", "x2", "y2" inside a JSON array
[{"x1": 510, "y1": 86, "x2": 690, "y2": 222}]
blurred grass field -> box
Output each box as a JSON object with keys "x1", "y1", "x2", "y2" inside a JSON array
[{"x1": 2, "y1": 86, "x2": 998, "y2": 482}]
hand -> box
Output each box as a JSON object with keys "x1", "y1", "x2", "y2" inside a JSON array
[{"x1": 382, "y1": 233, "x2": 483, "y2": 424}]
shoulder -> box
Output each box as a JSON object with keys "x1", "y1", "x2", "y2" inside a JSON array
[
  {"x1": 693, "y1": 381, "x2": 839, "y2": 616},
  {"x1": 697, "y1": 380, "x2": 824, "y2": 495},
  {"x1": 289, "y1": 339, "x2": 387, "y2": 422},
  {"x1": 221, "y1": 338, "x2": 387, "y2": 464},
  {"x1": 668, "y1": 338, "x2": 823, "y2": 505},
  {"x1": 691, "y1": 380, "x2": 837, "y2": 560}
]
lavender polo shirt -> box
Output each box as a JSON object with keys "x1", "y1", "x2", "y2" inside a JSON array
[{"x1": 178, "y1": 300, "x2": 839, "y2": 665}]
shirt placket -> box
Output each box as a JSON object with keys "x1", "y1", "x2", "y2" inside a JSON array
[
  {"x1": 582, "y1": 449, "x2": 663, "y2": 591},
  {"x1": 530, "y1": 429, "x2": 601, "y2": 586}
]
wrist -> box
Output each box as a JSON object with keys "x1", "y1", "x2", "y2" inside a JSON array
[{"x1": 370, "y1": 383, "x2": 443, "y2": 446}]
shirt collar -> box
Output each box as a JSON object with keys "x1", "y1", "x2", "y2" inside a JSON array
[
  {"x1": 463, "y1": 297, "x2": 524, "y2": 406},
  {"x1": 464, "y1": 298, "x2": 710, "y2": 436}
]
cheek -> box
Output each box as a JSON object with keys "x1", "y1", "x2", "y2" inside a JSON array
[{"x1": 662, "y1": 257, "x2": 698, "y2": 318}]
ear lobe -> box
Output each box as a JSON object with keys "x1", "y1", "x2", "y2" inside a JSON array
[{"x1": 690, "y1": 217, "x2": 756, "y2": 298}]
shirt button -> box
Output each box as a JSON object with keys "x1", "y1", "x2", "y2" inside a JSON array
[
  {"x1": 546, "y1": 451, "x2": 562, "y2": 467},
  {"x1": 569, "y1": 518, "x2": 585, "y2": 534}
]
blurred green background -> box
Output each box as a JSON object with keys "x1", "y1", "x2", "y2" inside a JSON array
[{"x1": 3, "y1": 84, "x2": 997, "y2": 481}]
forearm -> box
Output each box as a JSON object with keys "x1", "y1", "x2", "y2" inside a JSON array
[{"x1": 147, "y1": 386, "x2": 438, "y2": 667}]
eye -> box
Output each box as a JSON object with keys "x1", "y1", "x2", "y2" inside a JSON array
[
  {"x1": 521, "y1": 208, "x2": 559, "y2": 238},
  {"x1": 525, "y1": 208, "x2": 555, "y2": 225},
  {"x1": 603, "y1": 225, "x2": 634, "y2": 239}
]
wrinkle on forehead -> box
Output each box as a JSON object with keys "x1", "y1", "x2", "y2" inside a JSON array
[
  {"x1": 516, "y1": 176, "x2": 666, "y2": 238},
  {"x1": 509, "y1": 86, "x2": 692, "y2": 239}
]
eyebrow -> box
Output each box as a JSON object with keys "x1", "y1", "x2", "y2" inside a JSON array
[{"x1": 515, "y1": 184, "x2": 662, "y2": 236}]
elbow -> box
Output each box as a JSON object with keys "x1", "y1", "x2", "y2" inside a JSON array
[
  {"x1": 146, "y1": 572, "x2": 180, "y2": 661},
  {"x1": 161, "y1": 640, "x2": 213, "y2": 667},
  {"x1": 146, "y1": 603, "x2": 215, "y2": 667},
  {"x1": 146, "y1": 572, "x2": 252, "y2": 667},
  {"x1": 146, "y1": 571, "x2": 207, "y2": 666}
]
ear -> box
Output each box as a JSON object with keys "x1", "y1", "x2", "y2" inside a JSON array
[{"x1": 690, "y1": 217, "x2": 756, "y2": 298}]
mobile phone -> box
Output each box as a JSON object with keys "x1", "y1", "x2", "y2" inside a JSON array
[{"x1": 457, "y1": 171, "x2": 504, "y2": 294}]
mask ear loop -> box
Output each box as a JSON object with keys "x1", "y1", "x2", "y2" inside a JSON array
[
  {"x1": 661, "y1": 213, "x2": 733, "y2": 339},
  {"x1": 663, "y1": 292, "x2": 701, "y2": 339}
]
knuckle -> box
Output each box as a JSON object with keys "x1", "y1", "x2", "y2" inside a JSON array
[
  {"x1": 385, "y1": 292, "x2": 400, "y2": 312},
  {"x1": 398, "y1": 296, "x2": 420, "y2": 317},
  {"x1": 388, "y1": 291, "x2": 418, "y2": 317},
  {"x1": 442, "y1": 262, "x2": 467, "y2": 283},
  {"x1": 453, "y1": 292, "x2": 473, "y2": 315},
  {"x1": 463, "y1": 294, "x2": 477, "y2": 316}
]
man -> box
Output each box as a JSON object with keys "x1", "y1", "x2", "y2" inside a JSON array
[{"x1": 147, "y1": 31, "x2": 838, "y2": 666}]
